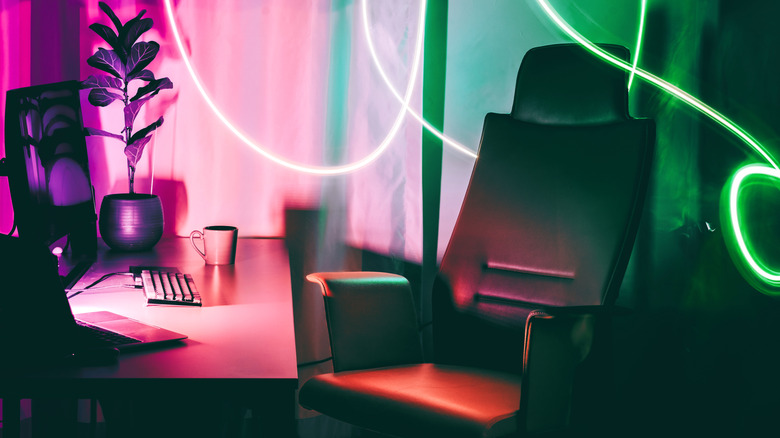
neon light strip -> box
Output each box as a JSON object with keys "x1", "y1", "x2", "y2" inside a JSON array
[
  {"x1": 728, "y1": 165, "x2": 780, "y2": 286},
  {"x1": 360, "y1": 0, "x2": 477, "y2": 159},
  {"x1": 627, "y1": 0, "x2": 647, "y2": 90},
  {"x1": 536, "y1": 0, "x2": 780, "y2": 291},
  {"x1": 535, "y1": 0, "x2": 778, "y2": 170},
  {"x1": 163, "y1": 0, "x2": 427, "y2": 175}
]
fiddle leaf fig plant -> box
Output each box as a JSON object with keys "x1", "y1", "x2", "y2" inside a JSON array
[{"x1": 82, "y1": 1, "x2": 173, "y2": 194}]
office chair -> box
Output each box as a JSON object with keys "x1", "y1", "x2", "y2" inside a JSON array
[{"x1": 300, "y1": 43, "x2": 655, "y2": 438}]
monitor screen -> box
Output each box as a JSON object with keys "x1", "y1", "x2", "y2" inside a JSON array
[{"x1": 4, "y1": 81, "x2": 97, "y2": 284}]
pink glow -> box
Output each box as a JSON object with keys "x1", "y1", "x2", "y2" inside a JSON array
[
  {"x1": 0, "y1": 0, "x2": 31, "y2": 235},
  {"x1": 164, "y1": 0, "x2": 426, "y2": 175},
  {"x1": 151, "y1": 0, "x2": 331, "y2": 236},
  {"x1": 3, "y1": 1, "x2": 425, "y2": 260}
]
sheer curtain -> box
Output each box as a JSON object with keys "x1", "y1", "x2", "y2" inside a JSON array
[{"x1": 1, "y1": 0, "x2": 424, "y2": 264}]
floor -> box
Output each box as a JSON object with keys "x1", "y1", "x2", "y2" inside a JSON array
[
  {"x1": 0, "y1": 402, "x2": 392, "y2": 438},
  {"x1": 297, "y1": 415, "x2": 394, "y2": 438}
]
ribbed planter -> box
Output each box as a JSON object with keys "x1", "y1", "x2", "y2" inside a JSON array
[{"x1": 99, "y1": 193, "x2": 164, "y2": 251}]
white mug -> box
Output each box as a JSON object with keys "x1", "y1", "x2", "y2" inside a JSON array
[{"x1": 189, "y1": 225, "x2": 238, "y2": 265}]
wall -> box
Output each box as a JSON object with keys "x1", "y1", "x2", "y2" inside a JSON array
[{"x1": 3, "y1": 1, "x2": 780, "y2": 433}]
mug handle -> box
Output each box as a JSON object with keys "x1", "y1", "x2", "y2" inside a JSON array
[{"x1": 189, "y1": 230, "x2": 207, "y2": 260}]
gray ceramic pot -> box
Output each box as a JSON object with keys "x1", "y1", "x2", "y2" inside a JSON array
[{"x1": 99, "y1": 193, "x2": 163, "y2": 251}]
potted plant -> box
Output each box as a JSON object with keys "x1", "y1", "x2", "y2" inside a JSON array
[{"x1": 82, "y1": 1, "x2": 173, "y2": 251}]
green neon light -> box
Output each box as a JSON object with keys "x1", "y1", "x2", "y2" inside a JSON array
[
  {"x1": 627, "y1": 0, "x2": 647, "y2": 90},
  {"x1": 723, "y1": 164, "x2": 780, "y2": 294},
  {"x1": 536, "y1": 0, "x2": 780, "y2": 294}
]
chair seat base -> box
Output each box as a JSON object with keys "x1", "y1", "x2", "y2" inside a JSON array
[{"x1": 299, "y1": 363, "x2": 522, "y2": 438}]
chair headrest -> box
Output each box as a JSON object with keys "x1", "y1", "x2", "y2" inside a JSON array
[{"x1": 510, "y1": 44, "x2": 630, "y2": 124}]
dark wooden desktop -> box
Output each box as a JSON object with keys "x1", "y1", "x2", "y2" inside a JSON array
[{"x1": 0, "y1": 237, "x2": 298, "y2": 436}]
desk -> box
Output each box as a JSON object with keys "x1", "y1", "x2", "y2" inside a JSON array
[{"x1": 1, "y1": 237, "x2": 298, "y2": 436}]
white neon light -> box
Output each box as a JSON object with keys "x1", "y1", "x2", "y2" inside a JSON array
[
  {"x1": 360, "y1": 0, "x2": 477, "y2": 159},
  {"x1": 163, "y1": 0, "x2": 427, "y2": 175}
]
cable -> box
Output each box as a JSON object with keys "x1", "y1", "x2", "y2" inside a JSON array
[{"x1": 66, "y1": 272, "x2": 135, "y2": 299}]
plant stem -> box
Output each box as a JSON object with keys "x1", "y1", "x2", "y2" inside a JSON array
[{"x1": 128, "y1": 161, "x2": 135, "y2": 194}]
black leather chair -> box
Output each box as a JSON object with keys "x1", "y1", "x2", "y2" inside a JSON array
[{"x1": 300, "y1": 43, "x2": 655, "y2": 438}]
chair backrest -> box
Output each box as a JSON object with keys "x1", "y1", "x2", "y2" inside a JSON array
[
  {"x1": 308, "y1": 272, "x2": 424, "y2": 372},
  {"x1": 433, "y1": 44, "x2": 654, "y2": 372}
]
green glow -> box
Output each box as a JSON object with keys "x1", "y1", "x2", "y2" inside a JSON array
[
  {"x1": 536, "y1": 0, "x2": 780, "y2": 294},
  {"x1": 535, "y1": 0, "x2": 777, "y2": 170}
]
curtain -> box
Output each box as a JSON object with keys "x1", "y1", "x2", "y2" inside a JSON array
[{"x1": 1, "y1": 0, "x2": 425, "y2": 264}]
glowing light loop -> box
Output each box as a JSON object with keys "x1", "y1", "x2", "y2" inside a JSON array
[
  {"x1": 163, "y1": 0, "x2": 427, "y2": 175},
  {"x1": 164, "y1": 0, "x2": 780, "y2": 292},
  {"x1": 724, "y1": 164, "x2": 780, "y2": 294}
]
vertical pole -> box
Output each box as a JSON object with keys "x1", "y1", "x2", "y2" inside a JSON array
[{"x1": 420, "y1": 0, "x2": 448, "y2": 358}]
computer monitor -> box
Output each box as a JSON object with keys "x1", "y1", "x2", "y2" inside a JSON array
[{"x1": 3, "y1": 80, "x2": 97, "y2": 287}]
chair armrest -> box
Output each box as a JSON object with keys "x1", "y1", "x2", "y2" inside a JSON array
[
  {"x1": 306, "y1": 272, "x2": 424, "y2": 372},
  {"x1": 520, "y1": 309, "x2": 601, "y2": 434}
]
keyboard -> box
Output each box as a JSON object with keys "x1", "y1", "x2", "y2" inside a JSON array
[{"x1": 140, "y1": 269, "x2": 202, "y2": 306}]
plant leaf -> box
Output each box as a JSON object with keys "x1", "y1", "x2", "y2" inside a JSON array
[
  {"x1": 89, "y1": 23, "x2": 125, "y2": 60},
  {"x1": 127, "y1": 69, "x2": 155, "y2": 83},
  {"x1": 124, "y1": 135, "x2": 152, "y2": 168},
  {"x1": 87, "y1": 48, "x2": 125, "y2": 78},
  {"x1": 84, "y1": 127, "x2": 124, "y2": 142},
  {"x1": 125, "y1": 41, "x2": 159, "y2": 78},
  {"x1": 129, "y1": 116, "x2": 164, "y2": 144},
  {"x1": 98, "y1": 1, "x2": 124, "y2": 33},
  {"x1": 120, "y1": 17, "x2": 153, "y2": 52},
  {"x1": 130, "y1": 77, "x2": 173, "y2": 102},
  {"x1": 120, "y1": 8, "x2": 148, "y2": 36},
  {"x1": 82, "y1": 74, "x2": 123, "y2": 90},
  {"x1": 123, "y1": 96, "x2": 152, "y2": 130},
  {"x1": 87, "y1": 88, "x2": 123, "y2": 107}
]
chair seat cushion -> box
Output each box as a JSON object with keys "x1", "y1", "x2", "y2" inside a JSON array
[{"x1": 299, "y1": 363, "x2": 522, "y2": 438}]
